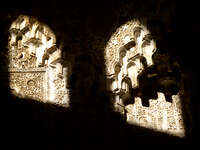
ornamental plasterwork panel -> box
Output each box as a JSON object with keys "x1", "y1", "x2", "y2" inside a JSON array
[
  {"x1": 8, "y1": 15, "x2": 70, "y2": 107},
  {"x1": 104, "y1": 20, "x2": 185, "y2": 137},
  {"x1": 9, "y1": 72, "x2": 45, "y2": 100}
]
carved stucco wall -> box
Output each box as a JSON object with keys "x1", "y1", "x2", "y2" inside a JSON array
[
  {"x1": 8, "y1": 15, "x2": 70, "y2": 107},
  {"x1": 7, "y1": 15, "x2": 186, "y2": 137},
  {"x1": 104, "y1": 20, "x2": 185, "y2": 137}
]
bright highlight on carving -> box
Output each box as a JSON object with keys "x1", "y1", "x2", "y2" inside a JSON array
[
  {"x1": 8, "y1": 15, "x2": 185, "y2": 137},
  {"x1": 104, "y1": 20, "x2": 185, "y2": 137},
  {"x1": 8, "y1": 15, "x2": 69, "y2": 107}
]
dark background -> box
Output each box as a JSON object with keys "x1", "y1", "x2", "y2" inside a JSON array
[{"x1": 0, "y1": 0, "x2": 199, "y2": 149}]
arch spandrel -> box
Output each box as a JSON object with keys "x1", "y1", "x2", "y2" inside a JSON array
[
  {"x1": 8, "y1": 15, "x2": 70, "y2": 107},
  {"x1": 104, "y1": 20, "x2": 185, "y2": 137}
]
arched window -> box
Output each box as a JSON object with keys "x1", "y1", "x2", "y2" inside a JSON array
[
  {"x1": 104, "y1": 20, "x2": 185, "y2": 137},
  {"x1": 8, "y1": 15, "x2": 70, "y2": 107}
]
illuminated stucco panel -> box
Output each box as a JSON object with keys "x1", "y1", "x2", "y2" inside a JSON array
[
  {"x1": 8, "y1": 15, "x2": 70, "y2": 107},
  {"x1": 104, "y1": 20, "x2": 185, "y2": 137}
]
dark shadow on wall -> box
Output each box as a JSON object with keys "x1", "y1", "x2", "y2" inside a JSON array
[{"x1": 0, "y1": 0, "x2": 199, "y2": 149}]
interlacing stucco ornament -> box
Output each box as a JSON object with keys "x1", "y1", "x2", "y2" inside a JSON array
[
  {"x1": 104, "y1": 20, "x2": 185, "y2": 137},
  {"x1": 8, "y1": 15, "x2": 70, "y2": 107}
]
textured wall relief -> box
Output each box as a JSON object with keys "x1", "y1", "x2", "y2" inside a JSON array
[
  {"x1": 104, "y1": 20, "x2": 185, "y2": 137},
  {"x1": 8, "y1": 15, "x2": 70, "y2": 107},
  {"x1": 10, "y1": 72, "x2": 45, "y2": 100}
]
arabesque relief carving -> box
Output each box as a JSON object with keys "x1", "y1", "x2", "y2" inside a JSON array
[
  {"x1": 7, "y1": 15, "x2": 186, "y2": 137},
  {"x1": 10, "y1": 72, "x2": 45, "y2": 100},
  {"x1": 8, "y1": 15, "x2": 70, "y2": 107},
  {"x1": 104, "y1": 20, "x2": 185, "y2": 137}
]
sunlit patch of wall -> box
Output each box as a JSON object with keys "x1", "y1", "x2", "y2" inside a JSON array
[
  {"x1": 8, "y1": 15, "x2": 70, "y2": 107},
  {"x1": 104, "y1": 19, "x2": 185, "y2": 137}
]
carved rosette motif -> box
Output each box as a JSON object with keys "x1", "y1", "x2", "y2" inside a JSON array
[
  {"x1": 9, "y1": 72, "x2": 44, "y2": 100},
  {"x1": 104, "y1": 20, "x2": 185, "y2": 137}
]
